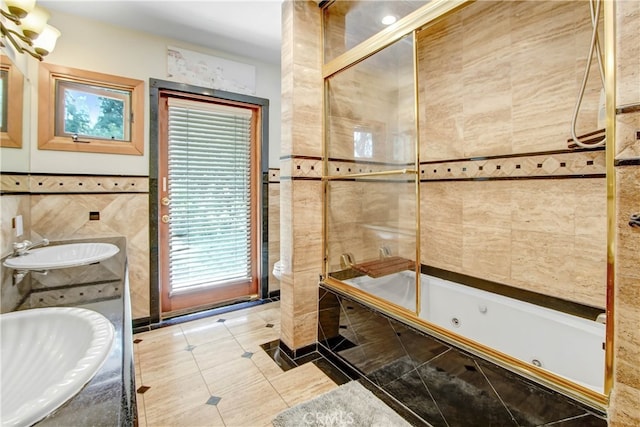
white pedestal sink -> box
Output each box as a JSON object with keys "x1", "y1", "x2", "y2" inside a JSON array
[
  {"x1": 3, "y1": 243, "x2": 119, "y2": 270},
  {"x1": 0, "y1": 307, "x2": 115, "y2": 426}
]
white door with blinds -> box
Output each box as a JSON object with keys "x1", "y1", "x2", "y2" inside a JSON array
[{"x1": 159, "y1": 96, "x2": 259, "y2": 313}]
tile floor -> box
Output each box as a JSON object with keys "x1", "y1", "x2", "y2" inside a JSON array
[
  {"x1": 318, "y1": 288, "x2": 609, "y2": 427},
  {"x1": 133, "y1": 301, "x2": 339, "y2": 427}
]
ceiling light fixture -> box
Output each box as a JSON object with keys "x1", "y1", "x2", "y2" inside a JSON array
[
  {"x1": 381, "y1": 15, "x2": 397, "y2": 26},
  {"x1": 1, "y1": 0, "x2": 61, "y2": 60}
]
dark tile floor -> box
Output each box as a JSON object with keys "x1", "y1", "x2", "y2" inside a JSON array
[{"x1": 317, "y1": 287, "x2": 608, "y2": 427}]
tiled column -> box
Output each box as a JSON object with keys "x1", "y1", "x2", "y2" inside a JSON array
[
  {"x1": 609, "y1": 1, "x2": 640, "y2": 425},
  {"x1": 279, "y1": 0, "x2": 323, "y2": 351}
]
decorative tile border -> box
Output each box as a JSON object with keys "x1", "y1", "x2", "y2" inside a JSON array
[
  {"x1": 419, "y1": 150, "x2": 605, "y2": 181},
  {"x1": 30, "y1": 175, "x2": 149, "y2": 193},
  {"x1": 1, "y1": 174, "x2": 149, "y2": 193},
  {"x1": 281, "y1": 150, "x2": 605, "y2": 181},
  {"x1": 327, "y1": 160, "x2": 409, "y2": 177},
  {"x1": 289, "y1": 157, "x2": 322, "y2": 179}
]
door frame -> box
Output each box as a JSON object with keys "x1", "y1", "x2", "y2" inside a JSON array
[{"x1": 149, "y1": 78, "x2": 269, "y2": 323}]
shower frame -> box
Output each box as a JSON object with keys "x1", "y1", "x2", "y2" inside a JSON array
[{"x1": 320, "y1": 0, "x2": 616, "y2": 411}]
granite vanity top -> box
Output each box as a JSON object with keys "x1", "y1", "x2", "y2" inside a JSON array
[{"x1": 5, "y1": 236, "x2": 136, "y2": 426}]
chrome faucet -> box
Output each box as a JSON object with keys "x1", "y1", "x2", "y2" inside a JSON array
[{"x1": 13, "y1": 238, "x2": 49, "y2": 256}]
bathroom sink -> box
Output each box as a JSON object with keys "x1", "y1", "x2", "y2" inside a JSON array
[
  {"x1": 0, "y1": 307, "x2": 114, "y2": 426},
  {"x1": 3, "y1": 242, "x2": 119, "y2": 270}
]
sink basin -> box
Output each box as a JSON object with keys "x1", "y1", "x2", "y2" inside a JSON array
[
  {"x1": 0, "y1": 307, "x2": 114, "y2": 426},
  {"x1": 3, "y1": 242, "x2": 119, "y2": 270}
]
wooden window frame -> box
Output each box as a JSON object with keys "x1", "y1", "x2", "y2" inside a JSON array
[
  {"x1": 1, "y1": 55, "x2": 24, "y2": 148},
  {"x1": 38, "y1": 62, "x2": 144, "y2": 155}
]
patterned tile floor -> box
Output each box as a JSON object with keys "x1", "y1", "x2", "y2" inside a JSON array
[
  {"x1": 133, "y1": 301, "x2": 340, "y2": 427},
  {"x1": 318, "y1": 288, "x2": 609, "y2": 427}
]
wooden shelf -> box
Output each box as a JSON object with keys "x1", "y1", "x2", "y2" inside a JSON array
[{"x1": 351, "y1": 256, "x2": 415, "y2": 278}]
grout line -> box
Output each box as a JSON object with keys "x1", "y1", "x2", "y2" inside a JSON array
[
  {"x1": 183, "y1": 326, "x2": 228, "y2": 426},
  {"x1": 474, "y1": 360, "x2": 519, "y2": 426}
]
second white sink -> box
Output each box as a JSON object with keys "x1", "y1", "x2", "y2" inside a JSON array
[
  {"x1": 3, "y1": 242, "x2": 119, "y2": 270},
  {"x1": 0, "y1": 307, "x2": 115, "y2": 426}
]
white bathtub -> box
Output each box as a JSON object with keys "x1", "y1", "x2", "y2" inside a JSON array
[{"x1": 344, "y1": 271, "x2": 605, "y2": 393}]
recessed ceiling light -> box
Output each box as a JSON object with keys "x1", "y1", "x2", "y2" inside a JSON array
[{"x1": 381, "y1": 15, "x2": 397, "y2": 26}]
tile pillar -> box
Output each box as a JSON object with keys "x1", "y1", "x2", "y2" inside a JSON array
[
  {"x1": 609, "y1": 1, "x2": 640, "y2": 425},
  {"x1": 279, "y1": 0, "x2": 323, "y2": 351}
]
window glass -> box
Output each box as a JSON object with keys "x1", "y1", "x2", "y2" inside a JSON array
[{"x1": 56, "y1": 81, "x2": 130, "y2": 141}]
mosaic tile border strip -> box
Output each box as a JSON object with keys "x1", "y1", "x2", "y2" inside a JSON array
[
  {"x1": 1, "y1": 174, "x2": 149, "y2": 193},
  {"x1": 419, "y1": 150, "x2": 605, "y2": 181},
  {"x1": 282, "y1": 150, "x2": 605, "y2": 181},
  {"x1": 281, "y1": 157, "x2": 323, "y2": 180}
]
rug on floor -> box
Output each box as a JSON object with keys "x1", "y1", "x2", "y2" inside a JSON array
[{"x1": 272, "y1": 380, "x2": 412, "y2": 427}]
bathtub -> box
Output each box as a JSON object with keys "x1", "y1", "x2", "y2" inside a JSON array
[{"x1": 344, "y1": 271, "x2": 605, "y2": 393}]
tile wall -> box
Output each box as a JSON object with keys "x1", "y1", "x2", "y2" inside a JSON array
[
  {"x1": 279, "y1": 0, "x2": 324, "y2": 350},
  {"x1": 421, "y1": 178, "x2": 607, "y2": 308},
  {"x1": 268, "y1": 168, "x2": 281, "y2": 294},
  {"x1": 0, "y1": 175, "x2": 150, "y2": 319},
  {"x1": 0, "y1": 190, "x2": 32, "y2": 312},
  {"x1": 416, "y1": 0, "x2": 607, "y2": 309},
  {"x1": 609, "y1": 1, "x2": 640, "y2": 425},
  {"x1": 417, "y1": 1, "x2": 603, "y2": 160}
]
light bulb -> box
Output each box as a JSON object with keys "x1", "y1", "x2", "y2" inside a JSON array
[
  {"x1": 5, "y1": 0, "x2": 36, "y2": 18},
  {"x1": 33, "y1": 24, "x2": 61, "y2": 56},
  {"x1": 20, "y1": 6, "x2": 50, "y2": 40},
  {"x1": 381, "y1": 15, "x2": 397, "y2": 26}
]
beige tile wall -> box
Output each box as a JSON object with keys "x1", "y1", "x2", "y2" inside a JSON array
[
  {"x1": 1, "y1": 194, "x2": 32, "y2": 312},
  {"x1": 610, "y1": 1, "x2": 640, "y2": 425},
  {"x1": 1, "y1": 175, "x2": 151, "y2": 319},
  {"x1": 29, "y1": 191, "x2": 150, "y2": 319},
  {"x1": 413, "y1": 1, "x2": 608, "y2": 308},
  {"x1": 611, "y1": 167, "x2": 640, "y2": 426},
  {"x1": 417, "y1": 1, "x2": 602, "y2": 161},
  {"x1": 326, "y1": 180, "x2": 416, "y2": 273},
  {"x1": 268, "y1": 169, "x2": 281, "y2": 294},
  {"x1": 420, "y1": 179, "x2": 607, "y2": 308},
  {"x1": 280, "y1": 0, "x2": 323, "y2": 350}
]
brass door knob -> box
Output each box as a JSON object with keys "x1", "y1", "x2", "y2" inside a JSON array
[{"x1": 161, "y1": 215, "x2": 170, "y2": 223}]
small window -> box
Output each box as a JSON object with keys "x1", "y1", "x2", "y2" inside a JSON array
[
  {"x1": 39, "y1": 63, "x2": 144, "y2": 155},
  {"x1": 56, "y1": 80, "x2": 131, "y2": 142}
]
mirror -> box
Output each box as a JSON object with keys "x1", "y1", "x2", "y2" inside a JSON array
[
  {"x1": 1, "y1": 54, "x2": 24, "y2": 148},
  {"x1": 0, "y1": 52, "x2": 31, "y2": 174}
]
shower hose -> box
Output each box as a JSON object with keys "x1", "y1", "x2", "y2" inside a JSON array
[{"x1": 570, "y1": 0, "x2": 606, "y2": 148}]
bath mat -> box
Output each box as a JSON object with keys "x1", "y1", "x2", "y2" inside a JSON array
[{"x1": 272, "y1": 380, "x2": 412, "y2": 427}]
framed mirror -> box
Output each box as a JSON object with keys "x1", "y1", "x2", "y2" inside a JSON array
[{"x1": 1, "y1": 54, "x2": 24, "y2": 148}]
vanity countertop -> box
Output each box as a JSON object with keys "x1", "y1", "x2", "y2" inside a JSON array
[{"x1": 12, "y1": 236, "x2": 136, "y2": 426}]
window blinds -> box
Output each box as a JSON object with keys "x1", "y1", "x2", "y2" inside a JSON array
[{"x1": 167, "y1": 97, "x2": 253, "y2": 294}]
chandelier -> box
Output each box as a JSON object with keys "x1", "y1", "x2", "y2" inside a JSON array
[{"x1": 1, "y1": 0, "x2": 60, "y2": 60}]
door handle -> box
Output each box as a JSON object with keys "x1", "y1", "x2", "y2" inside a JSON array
[
  {"x1": 161, "y1": 197, "x2": 170, "y2": 206},
  {"x1": 161, "y1": 215, "x2": 170, "y2": 224}
]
